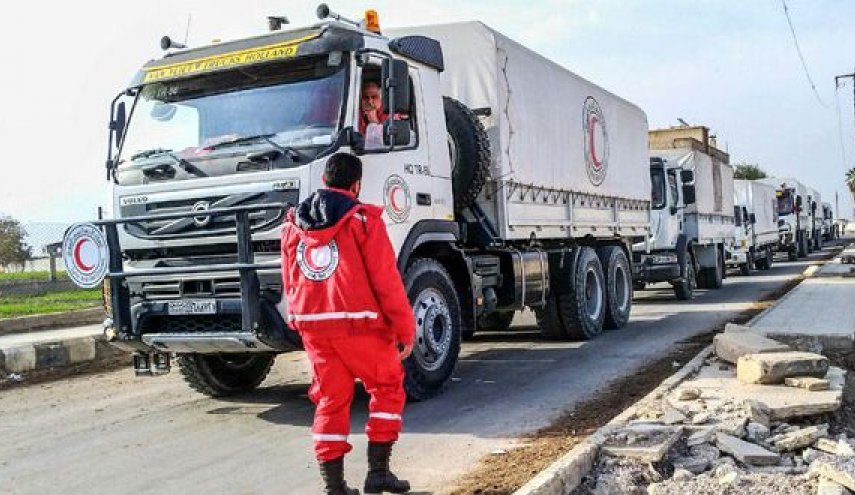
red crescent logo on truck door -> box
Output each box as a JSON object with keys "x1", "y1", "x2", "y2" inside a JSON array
[
  {"x1": 583, "y1": 96, "x2": 609, "y2": 186},
  {"x1": 383, "y1": 175, "x2": 412, "y2": 223}
]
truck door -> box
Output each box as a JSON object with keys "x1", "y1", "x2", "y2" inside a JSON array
[
  {"x1": 353, "y1": 58, "x2": 433, "y2": 255},
  {"x1": 665, "y1": 169, "x2": 683, "y2": 246}
]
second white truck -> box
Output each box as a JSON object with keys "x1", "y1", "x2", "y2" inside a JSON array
[{"x1": 633, "y1": 126, "x2": 735, "y2": 300}]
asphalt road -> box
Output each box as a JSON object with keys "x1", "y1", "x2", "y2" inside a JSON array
[{"x1": 0, "y1": 247, "x2": 838, "y2": 495}]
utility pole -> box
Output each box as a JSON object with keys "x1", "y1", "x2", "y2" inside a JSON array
[{"x1": 838, "y1": 70, "x2": 855, "y2": 124}]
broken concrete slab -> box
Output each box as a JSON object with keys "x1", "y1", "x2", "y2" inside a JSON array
[
  {"x1": 737, "y1": 351, "x2": 829, "y2": 385},
  {"x1": 816, "y1": 438, "x2": 855, "y2": 457},
  {"x1": 714, "y1": 331, "x2": 790, "y2": 364},
  {"x1": 786, "y1": 376, "x2": 831, "y2": 391},
  {"x1": 746, "y1": 422, "x2": 771, "y2": 442},
  {"x1": 680, "y1": 365, "x2": 844, "y2": 421},
  {"x1": 815, "y1": 457, "x2": 855, "y2": 492},
  {"x1": 724, "y1": 323, "x2": 751, "y2": 334},
  {"x1": 716, "y1": 432, "x2": 781, "y2": 466},
  {"x1": 687, "y1": 426, "x2": 716, "y2": 447},
  {"x1": 817, "y1": 477, "x2": 851, "y2": 495},
  {"x1": 673, "y1": 444, "x2": 720, "y2": 474},
  {"x1": 770, "y1": 424, "x2": 829, "y2": 451},
  {"x1": 601, "y1": 426, "x2": 682, "y2": 463},
  {"x1": 659, "y1": 408, "x2": 687, "y2": 426}
]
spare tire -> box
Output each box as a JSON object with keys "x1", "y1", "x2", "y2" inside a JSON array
[{"x1": 444, "y1": 97, "x2": 491, "y2": 211}]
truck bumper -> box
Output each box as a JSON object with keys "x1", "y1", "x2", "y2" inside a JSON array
[{"x1": 634, "y1": 253, "x2": 680, "y2": 283}]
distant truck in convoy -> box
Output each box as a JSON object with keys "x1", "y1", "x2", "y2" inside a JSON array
[
  {"x1": 62, "y1": 7, "x2": 652, "y2": 400},
  {"x1": 729, "y1": 180, "x2": 778, "y2": 274},
  {"x1": 757, "y1": 177, "x2": 814, "y2": 260},
  {"x1": 632, "y1": 125, "x2": 735, "y2": 300},
  {"x1": 821, "y1": 202, "x2": 835, "y2": 241}
]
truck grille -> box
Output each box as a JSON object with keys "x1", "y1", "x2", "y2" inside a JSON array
[
  {"x1": 141, "y1": 277, "x2": 242, "y2": 300},
  {"x1": 121, "y1": 190, "x2": 297, "y2": 240},
  {"x1": 141, "y1": 315, "x2": 242, "y2": 334}
]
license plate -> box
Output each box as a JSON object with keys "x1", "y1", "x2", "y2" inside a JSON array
[{"x1": 167, "y1": 299, "x2": 217, "y2": 315}]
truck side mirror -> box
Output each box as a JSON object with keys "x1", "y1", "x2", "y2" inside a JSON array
[
  {"x1": 383, "y1": 118, "x2": 410, "y2": 146},
  {"x1": 682, "y1": 184, "x2": 696, "y2": 205},
  {"x1": 381, "y1": 58, "x2": 411, "y2": 114},
  {"x1": 680, "y1": 170, "x2": 694, "y2": 184},
  {"x1": 111, "y1": 101, "x2": 127, "y2": 149},
  {"x1": 811, "y1": 201, "x2": 817, "y2": 212},
  {"x1": 749, "y1": 213, "x2": 757, "y2": 224}
]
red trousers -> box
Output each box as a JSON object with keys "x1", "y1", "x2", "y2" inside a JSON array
[{"x1": 302, "y1": 332, "x2": 406, "y2": 461}]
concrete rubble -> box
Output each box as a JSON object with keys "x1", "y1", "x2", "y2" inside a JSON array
[{"x1": 574, "y1": 328, "x2": 855, "y2": 495}]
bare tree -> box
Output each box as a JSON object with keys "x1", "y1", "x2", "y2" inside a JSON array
[{"x1": 0, "y1": 216, "x2": 32, "y2": 271}]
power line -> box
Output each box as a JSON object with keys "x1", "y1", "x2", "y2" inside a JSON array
[{"x1": 780, "y1": 0, "x2": 830, "y2": 108}]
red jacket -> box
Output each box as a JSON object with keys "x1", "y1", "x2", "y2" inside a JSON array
[{"x1": 281, "y1": 188, "x2": 415, "y2": 345}]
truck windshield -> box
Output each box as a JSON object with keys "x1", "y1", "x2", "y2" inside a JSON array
[
  {"x1": 651, "y1": 168, "x2": 666, "y2": 209},
  {"x1": 119, "y1": 55, "x2": 347, "y2": 166},
  {"x1": 777, "y1": 191, "x2": 794, "y2": 216}
]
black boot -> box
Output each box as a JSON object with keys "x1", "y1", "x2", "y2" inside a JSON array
[
  {"x1": 364, "y1": 442, "x2": 410, "y2": 494},
  {"x1": 320, "y1": 457, "x2": 360, "y2": 495}
]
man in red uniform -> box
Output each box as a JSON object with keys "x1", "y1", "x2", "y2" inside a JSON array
[{"x1": 281, "y1": 152, "x2": 415, "y2": 494}]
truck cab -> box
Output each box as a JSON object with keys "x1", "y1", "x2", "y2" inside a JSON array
[{"x1": 774, "y1": 186, "x2": 805, "y2": 260}]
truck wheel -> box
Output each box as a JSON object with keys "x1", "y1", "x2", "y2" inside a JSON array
[
  {"x1": 798, "y1": 235, "x2": 807, "y2": 258},
  {"x1": 536, "y1": 247, "x2": 606, "y2": 340},
  {"x1": 403, "y1": 258, "x2": 462, "y2": 401},
  {"x1": 444, "y1": 97, "x2": 491, "y2": 212},
  {"x1": 788, "y1": 247, "x2": 798, "y2": 262},
  {"x1": 764, "y1": 247, "x2": 774, "y2": 270},
  {"x1": 477, "y1": 311, "x2": 515, "y2": 333},
  {"x1": 177, "y1": 353, "x2": 275, "y2": 397},
  {"x1": 697, "y1": 250, "x2": 724, "y2": 290},
  {"x1": 598, "y1": 246, "x2": 632, "y2": 330},
  {"x1": 535, "y1": 296, "x2": 569, "y2": 340},
  {"x1": 739, "y1": 250, "x2": 753, "y2": 276},
  {"x1": 672, "y1": 255, "x2": 696, "y2": 301}
]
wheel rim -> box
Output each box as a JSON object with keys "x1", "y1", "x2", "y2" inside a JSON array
[
  {"x1": 584, "y1": 267, "x2": 603, "y2": 320},
  {"x1": 447, "y1": 133, "x2": 459, "y2": 175},
  {"x1": 413, "y1": 288, "x2": 453, "y2": 372},
  {"x1": 614, "y1": 264, "x2": 630, "y2": 313}
]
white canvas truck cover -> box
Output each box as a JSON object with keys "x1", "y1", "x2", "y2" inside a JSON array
[
  {"x1": 387, "y1": 22, "x2": 651, "y2": 240},
  {"x1": 734, "y1": 180, "x2": 778, "y2": 241},
  {"x1": 651, "y1": 148, "x2": 734, "y2": 243},
  {"x1": 757, "y1": 177, "x2": 811, "y2": 228}
]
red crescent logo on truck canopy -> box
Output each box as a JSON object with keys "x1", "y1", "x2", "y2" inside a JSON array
[{"x1": 583, "y1": 96, "x2": 609, "y2": 186}]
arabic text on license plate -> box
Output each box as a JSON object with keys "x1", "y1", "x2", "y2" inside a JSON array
[{"x1": 168, "y1": 300, "x2": 217, "y2": 315}]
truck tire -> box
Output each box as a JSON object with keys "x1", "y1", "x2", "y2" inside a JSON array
[
  {"x1": 477, "y1": 311, "x2": 515, "y2": 333},
  {"x1": 672, "y1": 254, "x2": 696, "y2": 301},
  {"x1": 444, "y1": 97, "x2": 491, "y2": 211},
  {"x1": 797, "y1": 235, "x2": 808, "y2": 258},
  {"x1": 598, "y1": 246, "x2": 632, "y2": 330},
  {"x1": 739, "y1": 250, "x2": 753, "y2": 276},
  {"x1": 535, "y1": 295, "x2": 569, "y2": 340},
  {"x1": 788, "y1": 247, "x2": 798, "y2": 262},
  {"x1": 697, "y1": 249, "x2": 724, "y2": 290},
  {"x1": 403, "y1": 258, "x2": 462, "y2": 401},
  {"x1": 177, "y1": 353, "x2": 275, "y2": 397}
]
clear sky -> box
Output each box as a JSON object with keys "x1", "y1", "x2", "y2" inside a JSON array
[{"x1": 2, "y1": 0, "x2": 853, "y2": 222}]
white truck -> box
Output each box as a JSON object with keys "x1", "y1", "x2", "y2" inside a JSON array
[
  {"x1": 632, "y1": 126, "x2": 735, "y2": 300},
  {"x1": 64, "y1": 7, "x2": 651, "y2": 400},
  {"x1": 806, "y1": 187, "x2": 823, "y2": 251},
  {"x1": 821, "y1": 202, "x2": 835, "y2": 241},
  {"x1": 757, "y1": 177, "x2": 812, "y2": 260},
  {"x1": 729, "y1": 180, "x2": 778, "y2": 274}
]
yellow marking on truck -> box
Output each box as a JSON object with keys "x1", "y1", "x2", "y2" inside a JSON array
[{"x1": 143, "y1": 33, "x2": 318, "y2": 83}]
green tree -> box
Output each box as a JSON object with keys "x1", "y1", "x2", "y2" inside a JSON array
[
  {"x1": 733, "y1": 163, "x2": 768, "y2": 180},
  {"x1": 0, "y1": 216, "x2": 32, "y2": 271},
  {"x1": 847, "y1": 167, "x2": 855, "y2": 194}
]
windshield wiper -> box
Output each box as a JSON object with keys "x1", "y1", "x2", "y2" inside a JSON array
[
  {"x1": 131, "y1": 148, "x2": 207, "y2": 177},
  {"x1": 208, "y1": 134, "x2": 303, "y2": 163}
]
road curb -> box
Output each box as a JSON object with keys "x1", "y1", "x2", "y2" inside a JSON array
[
  {"x1": 0, "y1": 333, "x2": 125, "y2": 376},
  {"x1": 0, "y1": 308, "x2": 104, "y2": 337},
  {"x1": 513, "y1": 252, "x2": 832, "y2": 495}
]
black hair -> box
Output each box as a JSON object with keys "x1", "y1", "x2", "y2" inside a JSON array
[{"x1": 324, "y1": 152, "x2": 363, "y2": 189}]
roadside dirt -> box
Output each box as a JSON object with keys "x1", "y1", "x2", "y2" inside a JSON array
[
  {"x1": 0, "y1": 352, "x2": 129, "y2": 391},
  {"x1": 447, "y1": 253, "x2": 835, "y2": 495}
]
